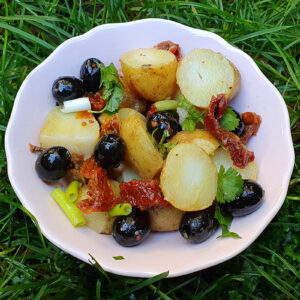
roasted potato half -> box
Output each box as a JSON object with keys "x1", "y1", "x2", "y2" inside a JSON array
[
  {"x1": 212, "y1": 148, "x2": 257, "y2": 180},
  {"x1": 160, "y1": 143, "x2": 218, "y2": 211},
  {"x1": 120, "y1": 48, "x2": 177, "y2": 102},
  {"x1": 176, "y1": 49, "x2": 240, "y2": 108},
  {"x1": 170, "y1": 129, "x2": 219, "y2": 155},
  {"x1": 120, "y1": 109, "x2": 163, "y2": 179}
]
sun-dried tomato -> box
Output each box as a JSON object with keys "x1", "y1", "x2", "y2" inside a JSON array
[
  {"x1": 146, "y1": 104, "x2": 158, "y2": 119},
  {"x1": 154, "y1": 40, "x2": 182, "y2": 61},
  {"x1": 100, "y1": 115, "x2": 120, "y2": 137},
  {"x1": 88, "y1": 92, "x2": 106, "y2": 111},
  {"x1": 120, "y1": 180, "x2": 169, "y2": 211},
  {"x1": 77, "y1": 157, "x2": 119, "y2": 213},
  {"x1": 204, "y1": 94, "x2": 255, "y2": 168},
  {"x1": 240, "y1": 112, "x2": 262, "y2": 144}
]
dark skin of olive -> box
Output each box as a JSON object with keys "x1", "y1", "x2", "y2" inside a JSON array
[
  {"x1": 147, "y1": 111, "x2": 180, "y2": 141},
  {"x1": 229, "y1": 107, "x2": 245, "y2": 137},
  {"x1": 94, "y1": 134, "x2": 126, "y2": 170},
  {"x1": 80, "y1": 58, "x2": 103, "y2": 93},
  {"x1": 52, "y1": 76, "x2": 85, "y2": 104},
  {"x1": 179, "y1": 206, "x2": 219, "y2": 243},
  {"x1": 112, "y1": 208, "x2": 150, "y2": 247},
  {"x1": 35, "y1": 146, "x2": 72, "y2": 182},
  {"x1": 220, "y1": 180, "x2": 264, "y2": 217}
]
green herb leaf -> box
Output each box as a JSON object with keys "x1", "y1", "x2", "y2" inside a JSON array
[
  {"x1": 99, "y1": 63, "x2": 123, "y2": 113},
  {"x1": 216, "y1": 166, "x2": 243, "y2": 204},
  {"x1": 178, "y1": 95, "x2": 204, "y2": 131},
  {"x1": 214, "y1": 205, "x2": 241, "y2": 239},
  {"x1": 113, "y1": 256, "x2": 125, "y2": 260},
  {"x1": 220, "y1": 107, "x2": 240, "y2": 131}
]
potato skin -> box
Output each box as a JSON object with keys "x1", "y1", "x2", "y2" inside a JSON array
[
  {"x1": 120, "y1": 110, "x2": 163, "y2": 179},
  {"x1": 170, "y1": 129, "x2": 219, "y2": 155},
  {"x1": 149, "y1": 206, "x2": 184, "y2": 232},
  {"x1": 120, "y1": 48, "x2": 177, "y2": 102}
]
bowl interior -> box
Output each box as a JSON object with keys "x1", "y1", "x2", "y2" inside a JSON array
[{"x1": 5, "y1": 19, "x2": 294, "y2": 277}]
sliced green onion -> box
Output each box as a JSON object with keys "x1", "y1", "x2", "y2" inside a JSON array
[
  {"x1": 61, "y1": 97, "x2": 91, "y2": 113},
  {"x1": 154, "y1": 100, "x2": 179, "y2": 111},
  {"x1": 51, "y1": 188, "x2": 86, "y2": 227},
  {"x1": 65, "y1": 181, "x2": 80, "y2": 203},
  {"x1": 109, "y1": 203, "x2": 132, "y2": 217}
]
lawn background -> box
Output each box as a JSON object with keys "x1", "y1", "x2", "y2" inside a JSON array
[{"x1": 0, "y1": 0, "x2": 299, "y2": 299}]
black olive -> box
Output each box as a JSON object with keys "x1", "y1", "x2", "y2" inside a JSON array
[
  {"x1": 94, "y1": 134, "x2": 126, "y2": 170},
  {"x1": 112, "y1": 208, "x2": 150, "y2": 247},
  {"x1": 80, "y1": 58, "x2": 103, "y2": 93},
  {"x1": 220, "y1": 180, "x2": 264, "y2": 217},
  {"x1": 229, "y1": 107, "x2": 245, "y2": 137},
  {"x1": 35, "y1": 146, "x2": 72, "y2": 182},
  {"x1": 52, "y1": 76, "x2": 85, "y2": 104},
  {"x1": 147, "y1": 111, "x2": 180, "y2": 141},
  {"x1": 179, "y1": 206, "x2": 218, "y2": 243}
]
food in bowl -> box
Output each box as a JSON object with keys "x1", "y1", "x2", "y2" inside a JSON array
[{"x1": 31, "y1": 41, "x2": 264, "y2": 247}]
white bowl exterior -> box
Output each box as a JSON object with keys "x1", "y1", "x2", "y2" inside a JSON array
[{"x1": 5, "y1": 19, "x2": 294, "y2": 277}]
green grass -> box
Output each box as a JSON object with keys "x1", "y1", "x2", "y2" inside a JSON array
[{"x1": 0, "y1": 0, "x2": 299, "y2": 299}]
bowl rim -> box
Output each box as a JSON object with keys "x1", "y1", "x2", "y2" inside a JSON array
[{"x1": 5, "y1": 18, "x2": 295, "y2": 278}]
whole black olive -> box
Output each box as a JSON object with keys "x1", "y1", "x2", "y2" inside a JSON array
[
  {"x1": 112, "y1": 208, "x2": 150, "y2": 247},
  {"x1": 220, "y1": 180, "x2": 264, "y2": 217},
  {"x1": 80, "y1": 58, "x2": 103, "y2": 93},
  {"x1": 94, "y1": 134, "x2": 126, "y2": 170},
  {"x1": 147, "y1": 111, "x2": 180, "y2": 141},
  {"x1": 179, "y1": 207, "x2": 218, "y2": 243},
  {"x1": 229, "y1": 107, "x2": 245, "y2": 137},
  {"x1": 52, "y1": 76, "x2": 85, "y2": 104},
  {"x1": 35, "y1": 146, "x2": 72, "y2": 182}
]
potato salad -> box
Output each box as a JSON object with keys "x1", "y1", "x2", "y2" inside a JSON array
[{"x1": 31, "y1": 41, "x2": 264, "y2": 247}]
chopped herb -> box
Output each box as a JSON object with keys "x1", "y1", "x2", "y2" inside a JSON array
[
  {"x1": 214, "y1": 205, "x2": 241, "y2": 239},
  {"x1": 220, "y1": 107, "x2": 240, "y2": 131},
  {"x1": 178, "y1": 95, "x2": 204, "y2": 131},
  {"x1": 214, "y1": 165, "x2": 243, "y2": 239},
  {"x1": 151, "y1": 129, "x2": 176, "y2": 159},
  {"x1": 99, "y1": 63, "x2": 123, "y2": 114},
  {"x1": 216, "y1": 165, "x2": 243, "y2": 204},
  {"x1": 113, "y1": 256, "x2": 125, "y2": 260}
]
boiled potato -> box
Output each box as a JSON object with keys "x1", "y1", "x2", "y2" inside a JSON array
[
  {"x1": 170, "y1": 129, "x2": 219, "y2": 155},
  {"x1": 120, "y1": 48, "x2": 177, "y2": 102},
  {"x1": 77, "y1": 181, "x2": 119, "y2": 234},
  {"x1": 149, "y1": 206, "x2": 184, "y2": 232},
  {"x1": 160, "y1": 143, "x2": 218, "y2": 211},
  {"x1": 40, "y1": 107, "x2": 100, "y2": 158},
  {"x1": 212, "y1": 148, "x2": 257, "y2": 180},
  {"x1": 120, "y1": 110, "x2": 163, "y2": 179},
  {"x1": 176, "y1": 49, "x2": 240, "y2": 108}
]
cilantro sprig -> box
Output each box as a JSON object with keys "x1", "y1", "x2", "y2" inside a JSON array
[
  {"x1": 151, "y1": 129, "x2": 177, "y2": 159},
  {"x1": 99, "y1": 63, "x2": 123, "y2": 114},
  {"x1": 214, "y1": 165, "x2": 243, "y2": 239},
  {"x1": 220, "y1": 107, "x2": 240, "y2": 132},
  {"x1": 178, "y1": 95, "x2": 204, "y2": 131}
]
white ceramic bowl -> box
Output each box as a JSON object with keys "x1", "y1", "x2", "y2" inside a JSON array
[{"x1": 5, "y1": 19, "x2": 294, "y2": 278}]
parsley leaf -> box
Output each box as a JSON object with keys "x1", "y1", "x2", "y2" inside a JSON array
[
  {"x1": 220, "y1": 107, "x2": 240, "y2": 131},
  {"x1": 216, "y1": 165, "x2": 243, "y2": 204},
  {"x1": 214, "y1": 205, "x2": 241, "y2": 239},
  {"x1": 99, "y1": 63, "x2": 123, "y2": 113},
  {"x1": 178, "y1": 95, "x2": 204, "y2": 131}
]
